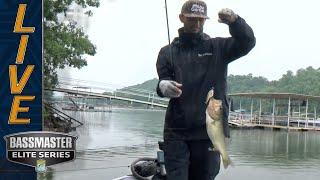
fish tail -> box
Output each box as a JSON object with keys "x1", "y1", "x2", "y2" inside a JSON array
[{"x1": 222, "y1": 155, "x2": 232, "y2": 169}]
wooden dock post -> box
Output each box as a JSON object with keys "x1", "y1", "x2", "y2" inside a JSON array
[
  {"x1": 240, "y1": 99, "x2": 243, "y2": 124},
  {"x1": 305, "y1": 99, "x2": 309, "y2": 128},
  {"x1": 250, "y1": 99, "x2": 253, "y2": 123},
  {"x1": 151, "y1": 93, "x2": 155, "y2": 108},
  {"x1": 259, "y1": 99, "x2": 262, "y2": 124},
  {"x1": 298, "y1": 103, "x2": 301, "y2": 127},
  {"x1": 314, "y1": 107, "x2": 317, "y2": 128},
  {"x1": 228, "y1": 98, "x2": 232, "y2": 121},
  {"x1": 287, "y1": 97, "x2": 291, "y2": 129},
  {"x1": 286, "y1": 133, "x2": 289, "y2": 154},
  {"x1": 272, "y1": 98, "x2": 275, "y2": 125}
]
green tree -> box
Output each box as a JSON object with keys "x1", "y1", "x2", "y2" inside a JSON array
[
  {"x1": 227, "y1": 74, "x2": 270, "y2": 93},
  {"x1": 271, "y1": 70, "x2": 294, "y2": 93},
  {"x1": 44, "y1": 0, "x2": 100, "y2": 88},
  {"x1": 269, "y1": 67, "x2": 320, "y2": 95}
]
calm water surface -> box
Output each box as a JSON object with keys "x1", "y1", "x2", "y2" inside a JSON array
[{"x1": 48, "y1": 109, "x2": 320, "y2": 180}]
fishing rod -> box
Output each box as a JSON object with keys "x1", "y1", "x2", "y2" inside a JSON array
[
  {"x1": 164, "y1": 0, "x2": 176, "y2": 80},
  {"x1": 164, "y1": 0, "x2": 183, "y2": 86},
  {"x1": 164, "y1": 0, "x2": 171, "y2": 45}
]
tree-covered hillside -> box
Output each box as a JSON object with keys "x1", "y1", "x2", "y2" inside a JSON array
[
  {"x1": 120, "y1": 66, "x2": 320, "y2": 96},
  {"x1": 122, "y1": 78, "x2": 158, "y2": 92}
]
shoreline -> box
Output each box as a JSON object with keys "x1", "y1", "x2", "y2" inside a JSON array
[{"x1": 110, "y1": 106, "x2": 165, "y2": 112}]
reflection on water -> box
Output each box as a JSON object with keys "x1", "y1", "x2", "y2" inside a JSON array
[
  {"x1": 43, "y1": 109, "x2": 320, "y2": 180},
  {"x1": 229, "y1": 130, "x2": 320, "y2": 168},
  {"x1": 220, "y1": 130, "x2": 320, "y2": 180},
  {"x1": 66, "y1": 110, "x2": 164, "y2": 150}
]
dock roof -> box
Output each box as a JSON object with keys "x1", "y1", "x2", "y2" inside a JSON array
[{"x1": 229, "y1": 92, "x2": 320, "y2": 101}]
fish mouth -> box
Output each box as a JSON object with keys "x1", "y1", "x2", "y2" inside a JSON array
[{"x1": 205, "y1": 89, "x2": 214, "y2": 105}]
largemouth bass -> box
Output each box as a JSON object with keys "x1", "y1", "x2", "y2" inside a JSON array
[{"x1": 205, "y1": 89, "x2": 232, "y2": 169}]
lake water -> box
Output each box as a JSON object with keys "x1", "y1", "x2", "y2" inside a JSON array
[{"x1": 47, "y1": 109, "x2": 320, "y2": 180}]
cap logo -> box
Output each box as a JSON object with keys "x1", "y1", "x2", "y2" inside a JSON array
[{"x1": 191, "y1": 4, "x2": 205, "y2": 13}]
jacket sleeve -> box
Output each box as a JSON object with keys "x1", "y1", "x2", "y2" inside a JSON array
[
  {"x1": 220, "y1": 16, "x2": 256, "y2": 63},
  {"x1": 156, "y1": 47, "x2": 174, "y2": 97}
]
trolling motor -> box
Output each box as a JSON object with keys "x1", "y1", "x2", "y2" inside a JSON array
[{"x1": 129, "y1": 141, "x2": 166, "y2": 180}]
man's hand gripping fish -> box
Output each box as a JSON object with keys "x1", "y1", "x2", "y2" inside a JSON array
[{"x1": 206, "y1": 88, "x2": 232, "y2": 169}]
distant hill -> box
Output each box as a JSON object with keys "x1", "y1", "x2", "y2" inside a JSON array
[
  {"x1": 122, "y1": 78, "x2": 158, "y2": 92},
  {"x1": 119, "y1": 66, "x2": 320, "y2": 96}
]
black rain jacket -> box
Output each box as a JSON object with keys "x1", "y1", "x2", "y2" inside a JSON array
[{"x1": 156, "y1": 17, "x2": 256, "y2": 140}]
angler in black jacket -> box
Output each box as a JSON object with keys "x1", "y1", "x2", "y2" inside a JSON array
[{"x1": 156, "y1": 0, "x2": 255, "y2": 179}]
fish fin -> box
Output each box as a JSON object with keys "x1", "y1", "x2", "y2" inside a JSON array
[{"x1": 208, "y1": 147, "x2": 218, "y2": 152}]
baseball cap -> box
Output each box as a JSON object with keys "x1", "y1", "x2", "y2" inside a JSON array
[{"x1": 181, "y1": 0, "x2": 209, "y2": 19}]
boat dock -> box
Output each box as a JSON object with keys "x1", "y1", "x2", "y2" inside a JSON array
[{"x1": 228, "y1": 92, "x2": 320, "y2": 131}]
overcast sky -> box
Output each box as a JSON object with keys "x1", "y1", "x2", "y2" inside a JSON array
[{"x1": 69, "y1": 0, "x2": 320, "y2": 88}]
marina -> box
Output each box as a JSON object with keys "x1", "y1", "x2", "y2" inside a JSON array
[{"x1": 228, "y1": 93, "x2": 320, "y2": 131}]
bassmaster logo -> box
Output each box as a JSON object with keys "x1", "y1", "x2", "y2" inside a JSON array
[{"x1": 4, "y1": 132, "x2": 77, "y2": 173}]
